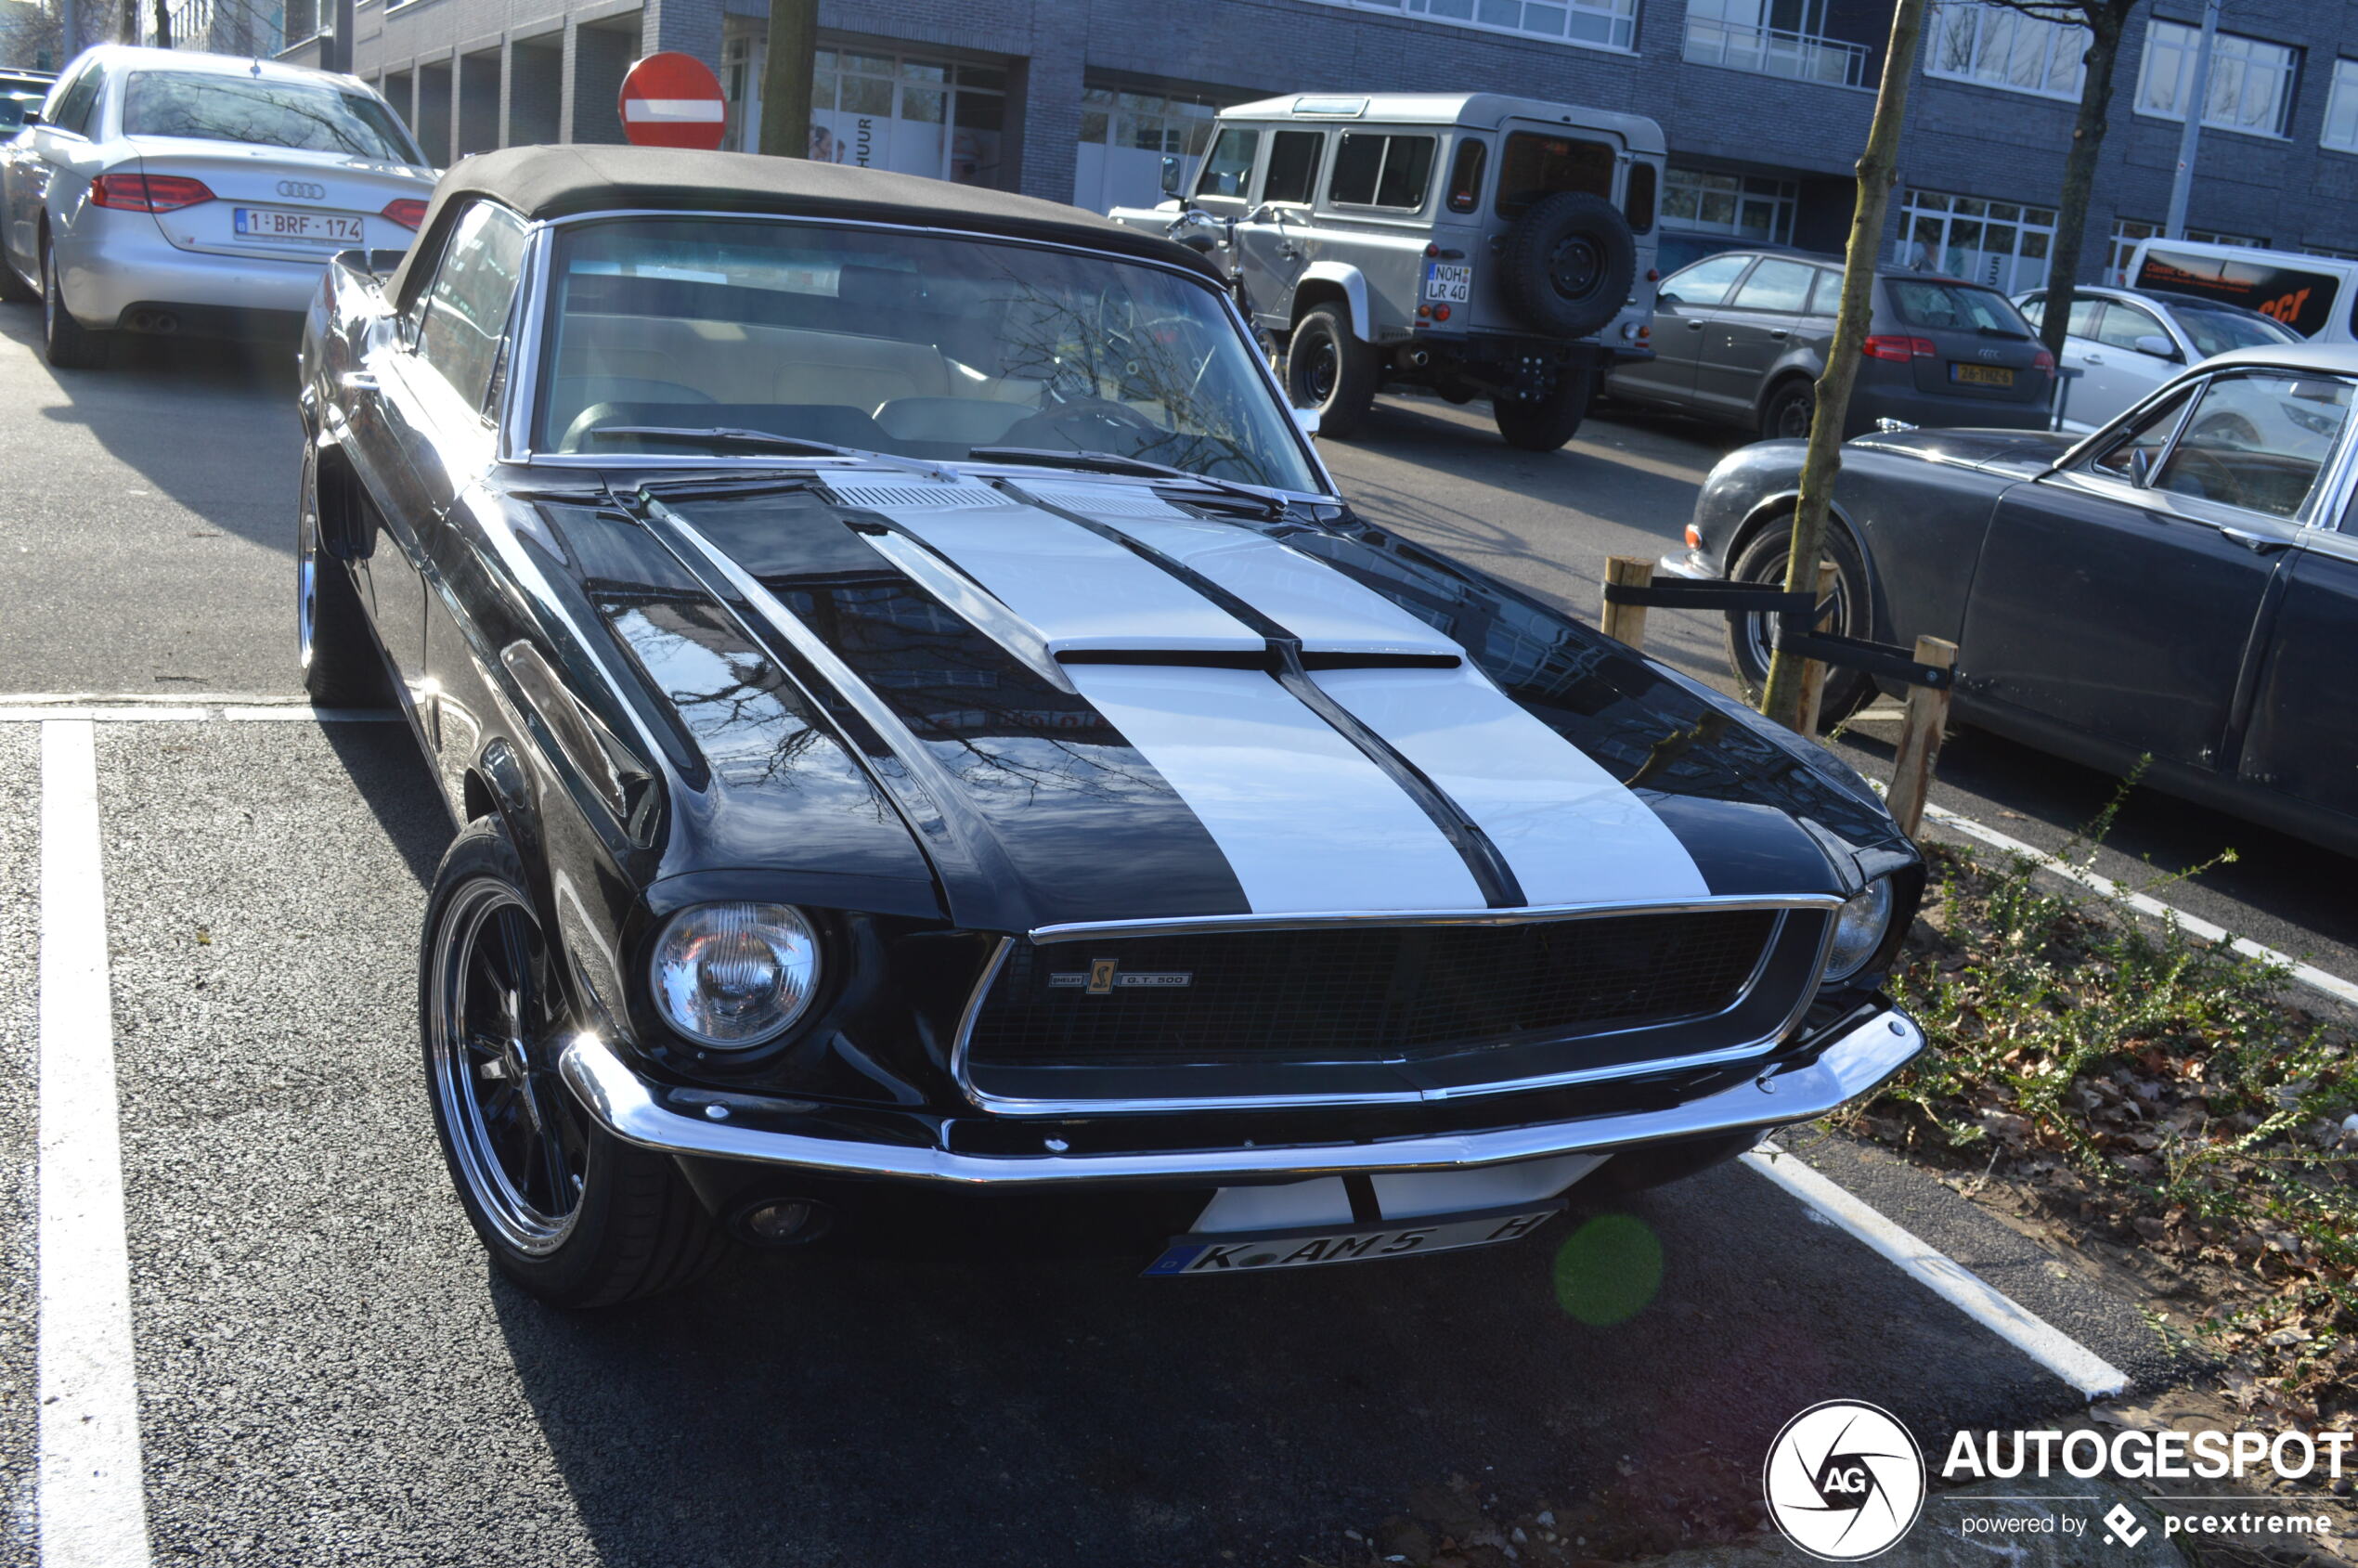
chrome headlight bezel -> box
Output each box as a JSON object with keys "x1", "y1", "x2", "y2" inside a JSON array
[
  {"x1": 648, "y1": 902, "x2": 823, "y2": 1052},
  {"x1": 1821, "y1": 875, "x2": 1898, "y2": 987}
]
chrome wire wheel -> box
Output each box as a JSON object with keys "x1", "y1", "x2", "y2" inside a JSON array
[{"x1": 426, "y1": 879, "x2": 587, "y2": 1255}]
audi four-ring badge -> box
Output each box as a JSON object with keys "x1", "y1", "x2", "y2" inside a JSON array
[
  {"x1": 0, "y1": 45, "x2": 434, "y2": 368},
  {"x1": 296, "y1": 144, "x2": 1926, "y2": 1308}
]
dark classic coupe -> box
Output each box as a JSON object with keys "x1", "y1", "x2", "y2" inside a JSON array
[
  {"x1": 1672, "y1": 343, "x2": 2358, "y2": 861},
  {"x1": 298, "y1": 146, "x2": 1924, "y2": 1306}
]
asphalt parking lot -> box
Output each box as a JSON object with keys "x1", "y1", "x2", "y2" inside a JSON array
[
  {"x1": 0, "y1": 713, "x2": 2180, "y2": 1567},
  {"x1": 0, "y1": 309, "x2": 2337, "y2": 1564}
]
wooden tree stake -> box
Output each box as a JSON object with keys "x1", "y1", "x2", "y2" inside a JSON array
[
  {"x1": 1885, "y1": 636, "x2": 1957, "y2": 838},
  {"x1": 1600, "y1": 556, "x2": 1653, "y2": 651},
  {"x1": 1794, "y1": 559, "x2": 1840, "y2": 738}
]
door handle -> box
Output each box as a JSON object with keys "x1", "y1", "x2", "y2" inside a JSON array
[
  {"x1": 2083, "y1": 352, "x2": 2104, "y2": 364},
  {"x1": 1684, "y1": 319, "x2": 1704, "y2": 330},
  {"x1": 2220, "y1": 526, "x2": 2289, "y2": 555},
  {"x1": 1277, "y1": 244, "x2": 1300, "y2": 259},
  {"x1": 1768, "y1": 329, "x2": 1789, "y2": 340}
]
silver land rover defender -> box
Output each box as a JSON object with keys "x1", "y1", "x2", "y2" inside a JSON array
[{"x1": 1112, "y1": 92, "x2": 1664, "y2": 450}]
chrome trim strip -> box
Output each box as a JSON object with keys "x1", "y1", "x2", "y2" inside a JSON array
[
  {"x1": 951, "y1": 909, "x2": 1833, "y2": 1117},
  {"x1": 1025, "y1": 892, "x2": 1842, "y2": 943},
  {"x1": 558, "y1": 1007, "x2": 1924, "y2": 1186}
]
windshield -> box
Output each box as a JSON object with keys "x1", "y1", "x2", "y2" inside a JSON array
[
  {"x1": 1885, "y1": 279, "x2": 2028, "y2": 334},
  {"x1": 2170, "y1": 301, "x2": 2300, "y2": 359},
  {"x1": 123, "y1": 71, "x2": 421, "y2": 162},
  {"x1": 537, "y1": 217, "x2": 1322, "y2": 492}
]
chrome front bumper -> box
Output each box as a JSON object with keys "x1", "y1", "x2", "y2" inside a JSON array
[
  {"x1": 557, "y1": 1007, "x2": 1924, "y2": 1187},
  {"x1": 1655, "y1": 547, "x2": 1722, "y2": 581}
]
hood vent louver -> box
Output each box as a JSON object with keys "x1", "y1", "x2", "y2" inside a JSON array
[{"x1": 821, "y1": 479, "x2": 1015, "y2": 512}]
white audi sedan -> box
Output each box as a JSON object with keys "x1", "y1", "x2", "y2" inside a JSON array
[{"x1": 0, "y1": 46, "x2": 434, "y2": 369}]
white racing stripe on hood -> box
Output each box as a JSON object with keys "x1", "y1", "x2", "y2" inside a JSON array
[
  {"x1": 886, "y1": 507, "x2": 1264, "y2": 654},
  {"x1": 1314, "y1": 664, "x2": 1712, "y2": 906},
  {"x1": 1064, "y1": 664, "x2": 1486, "y2": 913},
  {"x1": 1105, "y1": 515, "x2": 1461, "y2": 655}
]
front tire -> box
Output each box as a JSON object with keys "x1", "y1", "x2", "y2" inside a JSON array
[
  {"x1": 1492, "y1": 363, "x2": 1594, "y2": 452},
  {"x1": 421, "y1": 820, "x2": 727, "y2": 1308},
  {"x1": 1760, "y1": 378, "x2": 1816, "y2": 443},
  {"x1": 1285, "y1": 303, "x2": 1377, "y2": 439},
  {"x1": 40, "y1": 237, "x2": 110, "y2": 370},
  {"x1": 1721, "y1": 520, "x2": 1873, "y2": 727},
  {"x1": 298, "y1": 449, "x2": 391, "y2": 707}
]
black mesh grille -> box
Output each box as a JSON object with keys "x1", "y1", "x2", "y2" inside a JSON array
[{"x1": 965, "y1": 911, "x2": 1782, "y2": 1073}]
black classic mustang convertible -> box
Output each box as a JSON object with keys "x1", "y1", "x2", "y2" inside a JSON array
[
  {"x1": 1674, "y1": 342, "x2": 2358, "y2": 861},
  {"x1": 298, "y1": 146, "x2": 1924, "y2": 1306}
]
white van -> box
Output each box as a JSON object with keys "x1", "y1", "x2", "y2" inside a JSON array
[{"x1": 2126, "y1": 237, "x2": 2358, "y2": 345}]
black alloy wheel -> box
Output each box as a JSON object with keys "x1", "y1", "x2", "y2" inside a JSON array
[
  {"x1": 1284, "y1": 303, "x2": 1376, "y2": 439},
  {"x1": 1721, "y1": 521, "x2": 1873, "y2": 727},
  {"x1": 1492, "y1": 362, "x2": 1595, "y2": 452},
  {"x1": 421, "y1": 820, "x2": 727, "y2": 1307},
  {"x1": 41, "y1": 236, "x2": 110, "y2": 370},
  {"x1": 1762, "y1": 380, "x2": 1816, "y2": 442}
]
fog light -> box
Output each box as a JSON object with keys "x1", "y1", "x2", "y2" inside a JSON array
[{"x1": 731, "y1": 1198, "x2": 836, "y2": 1249}]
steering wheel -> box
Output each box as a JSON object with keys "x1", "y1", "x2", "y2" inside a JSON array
[
  {"x1": 1004, "y1": 397, "x2": 1165, "y2": 452},
  {"x1": 2170, "y1": 446, "x2": 2250, "y2": 508}
]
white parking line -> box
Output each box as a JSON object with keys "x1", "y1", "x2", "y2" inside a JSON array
[
  {"x1": 36, "y1": 720, "x2": 154, "y2": 1567},
  {"x1": 1745, "y1": 1142, "x2": 2129, "y2": 1400},
  {"x1": 0, "y1": 696, "x2": 397, "y2": 724},
  {"x1": 1921, "y1": 802, "x2": 2358, "y2": 1011}
]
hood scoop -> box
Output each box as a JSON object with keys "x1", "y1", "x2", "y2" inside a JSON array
[{"x1": 820, "y1": 476, "x2": 1014, "y2": 512}]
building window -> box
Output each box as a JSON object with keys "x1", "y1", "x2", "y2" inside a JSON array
[
  {"x1": 808, "y1": 50, "x2": 1007, "y2": 186},
  {"x1": 2325, "y1": 58, "x2": 2358, "y2": 152},
  {"x1": 1660, "y1": 167, "x2": 1797, "y2": 243},
  {"x1": 1893, "y1": 188, "x2": 2055, "y2": 293},
  {"x1": 2137, "y1": 19, "x2": 2298, "y2": 138},
  {"x1": 1073, "y1": 85, "x2": 1229, "y2": 212},
  {"x1": 1298, "y1": 0, "x2": 1638, "y2": 54},
  {"x1": 1684, "y1": 0, "x2": 1872, "y2": 87},
  {"x1": 1923, "y1": 0, "x2": 2087, "y2": 101},
  {"x1": 2105, "y1": 217, "x2": 2267, "y2": 283}
]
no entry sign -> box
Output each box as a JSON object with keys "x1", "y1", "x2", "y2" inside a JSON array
[{"x1": 618, "y1": 52, "x2": 727, "y2": 150}]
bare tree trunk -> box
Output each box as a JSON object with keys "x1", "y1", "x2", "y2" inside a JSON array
[
  {"x1": 1758, "y1": 0, "x2": 1930, "y2": 731},
  {"x1": 2034, "y1": 6, "x2": 2126, "y2": 364},
  {"x1": 756, "y1": 0, "x2": 817, "y2": 158},
  {"x1": 150, "y1": 0, "x2": 170, "y2": 48}
]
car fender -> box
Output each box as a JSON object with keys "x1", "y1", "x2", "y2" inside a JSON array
[
  {"x1": 1755, "y1": 352, "x2": 1825, "y2": 423},
  {"x1": 1295, "y1": 261, "x2": 1371, "y2": 341},
  {"x1": 1728, "y1": 487, "x2": 1886, "y2": 640}
]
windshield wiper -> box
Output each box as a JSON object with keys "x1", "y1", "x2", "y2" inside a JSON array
[
  {"x1": 582, "y1": 425, "x2": 863, "y2": 456},
  {"x1": 580, "y1": 426, "x2": 952, "y2": 477},
  {"x1": 965, "y1": 446, "x2": 1282, "y2": 515}
]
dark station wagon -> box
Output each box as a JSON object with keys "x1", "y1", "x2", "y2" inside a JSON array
[{"x1": 298, "y1": 146, "x2": 1925, "y2": 1306}]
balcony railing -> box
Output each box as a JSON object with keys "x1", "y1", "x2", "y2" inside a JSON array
[{"x1": 1681, "y1": 17, "x2": 1872, "y2": 87}]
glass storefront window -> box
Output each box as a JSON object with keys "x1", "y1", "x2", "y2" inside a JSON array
[{"x1": 1892, "y1": 188, "x2": 2057, "y2": 292}]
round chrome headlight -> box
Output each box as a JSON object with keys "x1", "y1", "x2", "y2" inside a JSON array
[
  {"x1": 1823, "y1": 877, "x2": 1898, "y2": 984},
  {"x1": 649, "y1": 903, "x2": 822, "y2": 1050}
]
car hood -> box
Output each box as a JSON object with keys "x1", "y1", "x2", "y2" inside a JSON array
[
  {"x1": 1844, "y1": 425, "x2": 2077, "y2": 475},
  {"x1": 573, "y1": 472, "x2": 1911, "y2": 934}
]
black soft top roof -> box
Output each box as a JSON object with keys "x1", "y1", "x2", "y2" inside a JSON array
[{"x1": 386, "y1": 144, "x2": 1219, "y2": 304}]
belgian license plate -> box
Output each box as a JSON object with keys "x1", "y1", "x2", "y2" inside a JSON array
[
  {"x1": 1423, "y1": 262, "x2": 1472, "y2": 303},
  {"x1": 1144, "y1": 1204, "x2": 1558, "y2": 1276},
  {"x1": 233, "y1": 207, "x2": 364, "y2": 244},
  {"x1": 1950, "y1": 362, "x2": 2015, "y2": 387}
]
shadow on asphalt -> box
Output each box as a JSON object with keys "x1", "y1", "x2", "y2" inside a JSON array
[
  {"x1": 321, "y1": 719, "x2": 453, "y2": 888},
  {"x1": 0, "y1": 305, "x2": 301, "y2": 559},
  {"x1": 485, "y1": 1163, "x2": 2086, "y2": 1568}
]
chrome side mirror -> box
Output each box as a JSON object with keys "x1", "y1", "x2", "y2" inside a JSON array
[
  {"x1": 1160, "y1": 155, "x2": 1182, "y2": 199},
  {"x1": 2132, "y1": 333, "x2": 2182, "y2": 362},
  {"x1": 2130, "y1": 445, "x2": 2156, "y2": 487}
]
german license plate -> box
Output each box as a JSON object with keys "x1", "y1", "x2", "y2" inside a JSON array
[
  {"x1": 233, "y1": 207, "x2": 364, "y2": 244},
  {"x1": 1144, "y1": 1204, "x2": 1558, "y2": 1276},
  {"x1": 1423, "y1": 262, "x2": 1472, "y2": 304},
  {"x1": 1950, "y1": 363, "x2": 2015, "y2": 386}
]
